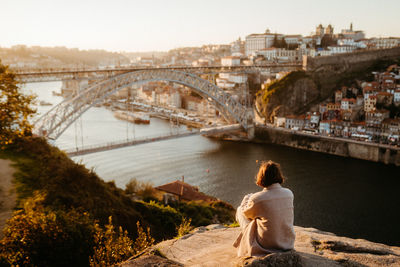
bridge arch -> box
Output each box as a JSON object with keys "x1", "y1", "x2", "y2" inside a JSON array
[{"x1": 33, "y1": 69, "x2": 254, "y2": 140}]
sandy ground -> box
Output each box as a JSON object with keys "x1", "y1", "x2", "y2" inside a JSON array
[{"x1": 0, "y1": 159, "x2": 16, "y2": 238}]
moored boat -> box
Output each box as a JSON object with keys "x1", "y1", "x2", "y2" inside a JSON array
[{"x1": 114, "y1": 110, "x2": 150, "y2": 124}]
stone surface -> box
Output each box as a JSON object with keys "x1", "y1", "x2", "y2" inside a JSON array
[
  {"x1": 123, "y1": 225, "x2": 400, "y2": 267},
  {"x1": 239, "y1": 251, "x2": 303, "y2": 267},
  {"x1": 119, "y1": 254, "x2": 183, "y2": 267}
]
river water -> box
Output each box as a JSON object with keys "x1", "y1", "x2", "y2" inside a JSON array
[{"x1": 24, "y1": 81, "x2": 400, "y2": 246}]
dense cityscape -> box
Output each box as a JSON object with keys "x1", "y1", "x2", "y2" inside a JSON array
[
  {"x1": 274, "y1": 66, "x2": 400, "y2": 144},
  {"x1": 7, "y1": 23, "x2": 399, "y2": 146}
]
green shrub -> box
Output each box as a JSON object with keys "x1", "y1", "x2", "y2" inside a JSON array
[
  {"x1": 0, "y1": 193, "x2": 95, "y2": 267},
  {"x1": 133, "y1": 201, "x2": 182, "y2": 240},
  {"x1": 177, "y1": 200, "x2": 235, "y2": 227},
  {"x1": 7, "y1": 137, "x2": 144, "y2": 238},
  {"x1": 125, "y1": 178, "x2": 140, "y2": 194},
  {"x1": 125, "y1": 178, "x2": 155, "y2": 200}
]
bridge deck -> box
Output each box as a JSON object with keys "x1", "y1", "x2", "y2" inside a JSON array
[
  {"x1": 66, "y1": 131, "x2": 200, "y2": 157},
  {"x1": 65, "y1": 124, "x2": 242, "y2": 156},
  {"x1": 14, "y1": 63, "x2": 302, "y2": 75}
]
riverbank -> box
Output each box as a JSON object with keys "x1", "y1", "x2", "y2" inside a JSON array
[
  {"x1": 122, "y1": 224, "x2": 400, "y2": 266},
  {"x1": 253, "y1": 124, "x2": 400, "y2": 166}
]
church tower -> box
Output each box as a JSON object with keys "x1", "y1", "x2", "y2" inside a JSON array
[
  {"x1": 316, "y1": 24, "x2": 324, "y2": 36},
  {"x1": 325, "y1": 24, "x2": 334, "y2": 35}
]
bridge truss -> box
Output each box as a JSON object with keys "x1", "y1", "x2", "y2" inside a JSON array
[{"x1": 33, "y1": 69, "x2": 254, "y2": 140}]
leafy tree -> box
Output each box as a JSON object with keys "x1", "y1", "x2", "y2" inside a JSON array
[{"x1": 0, "y1": 61, "x2": 35, "y2": 148}]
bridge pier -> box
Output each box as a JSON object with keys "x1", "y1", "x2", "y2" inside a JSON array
[
  {"x1": 245, "y1": 108, "x2": 255, "y2": 139},
  {"x1": 61, "y1": 79, "x2": 88, "y2": 96},
  {"x1": 247, "y1": 125, "x2": 255, "y2": 139}
]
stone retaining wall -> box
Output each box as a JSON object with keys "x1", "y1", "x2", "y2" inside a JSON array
[{"x1": 254, "y1": 126, "x2": 400, "y2": 166}]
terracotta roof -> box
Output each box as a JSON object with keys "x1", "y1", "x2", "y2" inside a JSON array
[
  {"x1": 382, "y1": 118, "x2": 400, "y2": 124},
  {"x1": 363, "y1": 86, "x2": 377, "y2": 92},
  {"x1": 286, "y1": 114, "x2": 306, "y2": 120},
  {"x1": 377, "y1": 92, "x2": 393, "y2": 96},
  {"x1": 155, "y1": 180, "x2": 217, "y2": 202},
  {"x1": 341, "y1": 98, "x2": 356, "y2": 102},
  {"x1": 370, "y1": 82, "x2": 380, "y2": 88},
  {"x1": 366, "y1": 109, "x2": 390, "y2": 114}
]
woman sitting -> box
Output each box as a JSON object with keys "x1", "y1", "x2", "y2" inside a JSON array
[{"x1": 233, "y1": 160, "x2": 295, "y2": 257}]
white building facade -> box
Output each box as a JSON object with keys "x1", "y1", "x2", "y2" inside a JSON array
[
  {"x1": 245, "y1": 31, "x2": 283, "y2": 56},
  {"x1": 221, "y1": 56, "x2": 241, "y2": 66}
]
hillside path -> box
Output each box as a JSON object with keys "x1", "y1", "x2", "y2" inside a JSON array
[{"x1": 0, "y1": 159, "x2": 16, "y2": 237}]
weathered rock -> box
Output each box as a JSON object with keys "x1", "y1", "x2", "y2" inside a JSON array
[
  {"x1": 122, "y1": 225, "x2": 400, "y2": 267},
  {"x1": 119, "y1": 254, "x2": 182, "y2": 267},
  {"x1": 238, "y1": 250, "x2": 303, "y2": 267}
]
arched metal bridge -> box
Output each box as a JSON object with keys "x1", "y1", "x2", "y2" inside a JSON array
[{"x1": 33, "y1": 69, "x2": 254, "y2": 140}]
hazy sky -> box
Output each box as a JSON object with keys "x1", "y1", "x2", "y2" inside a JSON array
[{"x1": 1, "y1": 0, "x2": 399, "y2": 52}]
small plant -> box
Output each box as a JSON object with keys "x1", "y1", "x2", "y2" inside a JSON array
[
  {"x1": 176, "y1": 217, "x2": 193, "y2": 238},
  {"x1": 133, "y1": 221, "x2": 154, "y2": 253},
  {"x1": 90, "y1": 217, "x2": 154, "y2": 267},
  {"x1": 226, "y1": 221, "x2": 240, "y2": 228}
]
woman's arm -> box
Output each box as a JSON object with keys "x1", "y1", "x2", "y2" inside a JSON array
[
  {"x1": 239, "y1": 193, "x2": 253, "y2": 209},
  {"x1": 238, "y1": 193, "x2": 259, "y2": 220},
  {"x1": 242, "y1": 198, "x2": 258, "y2": 220}
]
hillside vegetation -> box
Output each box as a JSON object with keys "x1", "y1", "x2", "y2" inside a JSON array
[
  {"x1": 0, "y1": 137, "x2": 235, "y2": 266},
  {"x1": 256, "y1": 71, "x2": 319, "y2": 121},
  {"x1": 256, "y1": 57, "x2": 400, "y2": 122}
]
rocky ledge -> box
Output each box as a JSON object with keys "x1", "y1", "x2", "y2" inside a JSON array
[{"x1": 121, "y1": 225, "x2": 400, "y2": 267}]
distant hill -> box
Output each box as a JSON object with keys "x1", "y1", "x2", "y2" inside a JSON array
[{"x1": 0, "y1": 45, "x2": 130, "y2": 69}]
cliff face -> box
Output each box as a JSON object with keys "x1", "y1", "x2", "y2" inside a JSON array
[
  {"x1": 256, "y1": 72, "x2": 319, "y2": 120},
  {"x1": 256, "y1": 47, "x2": 400, "y2": 121},
  {"x1": 121, "y1": 224, "x2": 400, "y2": 267}
]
